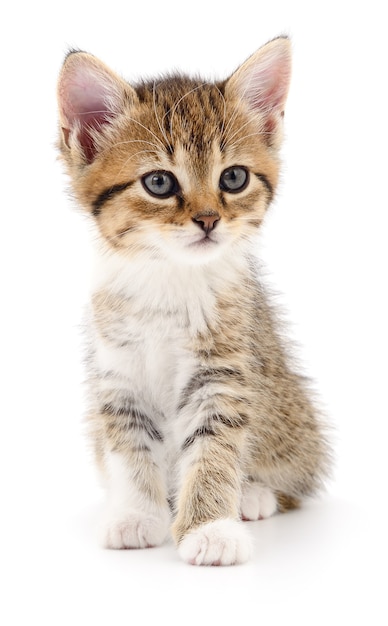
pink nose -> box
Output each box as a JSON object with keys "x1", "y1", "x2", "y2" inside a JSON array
[{"x1": 192, "y1": 213, "x2": 220, "y2": 234}]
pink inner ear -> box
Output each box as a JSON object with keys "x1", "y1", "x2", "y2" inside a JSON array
[
  {"x1": 248, "y1": 59, "x2": 290, "y2": 112},
  {"x1": 78, "y1": 112, "x2": 113, "y2": 163},
  {"x1": 59, "y1": 61, "x2": 117, "y2": 162},
  {"x1": 60, "y1": 62, "x2": 114, "y2": 122},
  {"x1": 231, "y1": 40, "x2": 291, "y2": 117}
]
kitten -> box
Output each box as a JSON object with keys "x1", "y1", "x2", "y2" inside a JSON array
[{"x1": 57, "y1": 36, "x2": 330, "y2": 566}]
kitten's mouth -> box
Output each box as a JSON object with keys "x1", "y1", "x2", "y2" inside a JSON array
[
  {"x1": 190, "y1": 235, "x2": 217, "y2": 248},
  {"x1": 175, "y1": 230, "x2": 226, "y2": 259}
]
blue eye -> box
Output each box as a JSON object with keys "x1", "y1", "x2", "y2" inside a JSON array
[
  {"x1": 219, "y1": 166, "x2": 249, "y2": 193},
  {"x1": 142, "y1": 171, "x2": 179, "y2": 198}
]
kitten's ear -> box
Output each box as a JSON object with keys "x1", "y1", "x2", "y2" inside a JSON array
[
  {"x1": 57, "y1": 51, "x2": 137, "y2": 163},
  {"x1": 225, "y1": 37, "x2": 291, "y2": 145}
]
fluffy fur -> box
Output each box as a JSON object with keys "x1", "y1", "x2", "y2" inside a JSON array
[{"x1": 57, "y1": 37, "x2": 330, "y2": 565}]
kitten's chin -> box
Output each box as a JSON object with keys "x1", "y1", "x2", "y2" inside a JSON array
[
  {"x1": 167, "y1": 237, "x2": 231, "y2": 265},
  {"x1": 146, "y1": 229, "x2": 244, "y2": 265}
]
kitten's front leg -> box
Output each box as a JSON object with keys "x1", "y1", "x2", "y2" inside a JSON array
[
  {"x1": 171, "y1": 404, "x2": 252, "y2": 565},
  {"x1": 96, "y1": 404, "x2": 170, "y2": 550}
]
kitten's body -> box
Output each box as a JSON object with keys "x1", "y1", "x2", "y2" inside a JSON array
[{"x1": 58, "y1": 38, "x2": 330, "y2": 565}]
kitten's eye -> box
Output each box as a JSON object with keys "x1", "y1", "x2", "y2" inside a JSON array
[
  {"x1": 142, "y1": 171, "x2": 179, "y2": 198},
  {"x1": 219, "y1": 166, "x2": 249, "y2": 193}
]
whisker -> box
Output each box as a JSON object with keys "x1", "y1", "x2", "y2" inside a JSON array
[
  {"x1": 213, "y1": 83, "x2": 227, "y2": 143},
  {"x1": 73, "y1": 107, "x2": 163, "y2": 150},
  {"x1": 112, "y1": 149, "x2": 160, "y2": 185},
  {"x1": 220, "y1": 75, "x2": 254, "y2": 142},
  {"x1": 94, "y1": 138, "x2": 162, "y2": 161},
  {"x1": 221, "y1": 118, "x2": 255, "y2": 149},
  {"x1": 77, "y1": 109, "x2": 111, "y2": 117},
  {"x1": 221, "y1": 68, "x2": 262, "y2": 146},
  {"x1": 224, "y1": 130, "x2": 274, "y2": 152},
  {"x1": 221, "y1": 105, "x2": 241, "y2": 145},
  {"x1": 122, "y1": 116, "x2": 166, "y2": 151},
  {"x1": 109, "y1": 138, "x2": 163, "y2": 152},
  {"x1": 108, "y1": 222, "x2": 149, "y2": 242},
  {"x1": 168, "y1": 83, "x2": 209, "y2": 142},
  {"x1": 114, "y1": 226, "x2": 137, "y2": 239},
  {"x1": 152, "y1": 81, "x2": 173, "y2": 152}
]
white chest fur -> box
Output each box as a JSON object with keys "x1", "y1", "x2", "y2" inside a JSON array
[{"x1": 89, "y1": 242, "x2": 246, "y2": 420}]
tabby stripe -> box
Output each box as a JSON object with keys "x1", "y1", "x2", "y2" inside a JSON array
[
  {"x1": 181, "y1": 413, "x2": 248, "y2": 451},
  {"x1": 102, "y1": 403, "x2": 164, "y2": 442},
  {"x1": 92, "y1": 181, "x2": 134, "y2": 217},
  {"x1": 182, "y1": 426, "x2": 216, "y2": 450},
  {"x1": 254, "y1": 173, "x2": 273, "y2": 200},
  {"x1": 212, "y1": 412, "x2": 249, "y2": 429},
  {"x1": 178, "y1": 367, "x2": 245, "y2": 411}
]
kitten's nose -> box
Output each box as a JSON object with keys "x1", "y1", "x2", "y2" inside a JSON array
[{"x1": 192, "y1": 213, "x2": 220, "y2": 234}]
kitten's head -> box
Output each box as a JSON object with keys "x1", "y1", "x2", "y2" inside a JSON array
[{"x1": 57, "y1": 38, "x2": 291, "y2": 264}]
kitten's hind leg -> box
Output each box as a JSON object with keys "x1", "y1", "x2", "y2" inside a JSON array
[
  {"x1": 240, "y1": 481, "x2": 301, "y2": 521},
  {"x1": 240, "y1": 481, "x2": 278, "y2": 521}
]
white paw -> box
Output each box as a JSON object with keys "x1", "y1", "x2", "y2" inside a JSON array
[
  {"x1": 178, "y1": 519, "x2": 252, "y2": 566},
  {"x1": 100, "y1": 509, "x2": 170, "y2": 549},
  {"x1": 240, "y1": 483, "x2": 277, "y2": 521}
]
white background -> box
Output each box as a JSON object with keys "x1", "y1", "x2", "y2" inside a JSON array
[{"x1": 1, "y1": 1, "x2": 387, "y2": 624}]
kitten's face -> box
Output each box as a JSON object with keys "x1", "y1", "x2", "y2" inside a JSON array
[{"x1": 58, "y1": 40, "x2": 290, "y2": 264}]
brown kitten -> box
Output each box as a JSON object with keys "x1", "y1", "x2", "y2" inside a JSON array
[{"x1": 57, "y1": 36, "x2": 330, "y2": 565}]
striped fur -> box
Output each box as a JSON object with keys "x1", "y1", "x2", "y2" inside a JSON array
[{"x1": 57, "y1": 37, "x2": 331, "y2": 565}]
